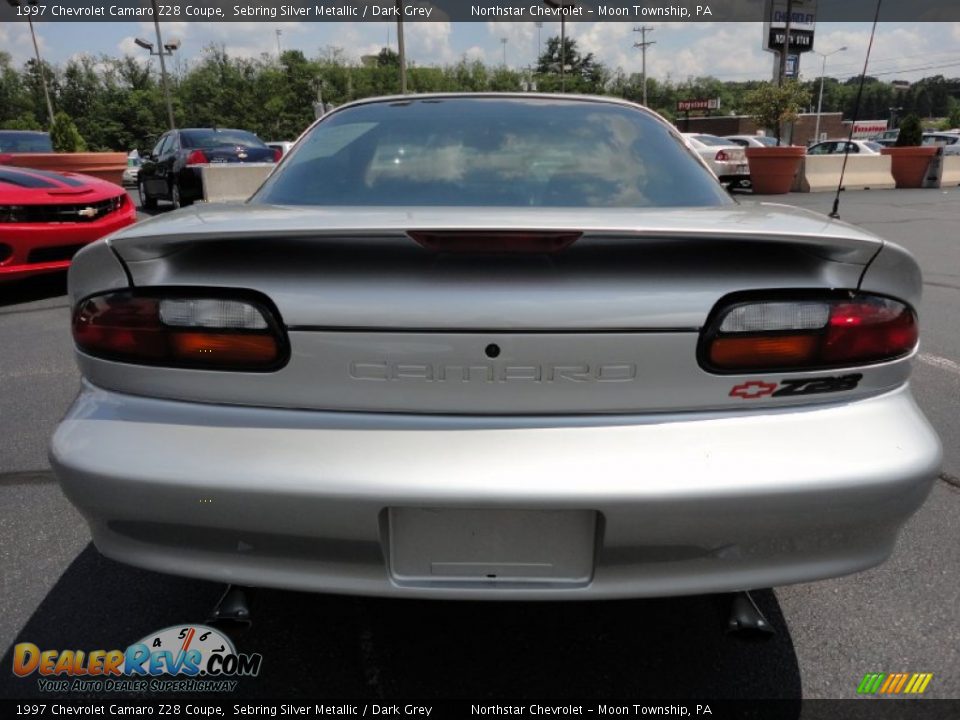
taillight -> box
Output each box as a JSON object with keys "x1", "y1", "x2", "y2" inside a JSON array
[
  {"x1": 72, "y1": 292, "x2": 287, "y2": 371},
  {"x1": 700, "y1": 294, "x2": 918, "y2": 373},
  {"x1": 186, "y1": 150, "x2": 208, "y2": 165},
  {"x1": 272, "y1": 148, "x2": 283, "y2": 162},
  {"x1": 715, "y1": 150, "x2": 730, "y2": 162}
]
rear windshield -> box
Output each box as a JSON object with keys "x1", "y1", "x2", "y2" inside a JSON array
[
  {"x1": 181, "y1": 129, "x2": 266, "y2": 149},
  {"x1": 254, "y1": 98, "x2": 731, "y2": 208},
  {"x1": 0, "y1": 131, "x2": 53, "y2": 152}
]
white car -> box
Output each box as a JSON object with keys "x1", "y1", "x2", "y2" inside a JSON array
[
  {"x1": 682, "y1": 133, "x2": 750, "y2": 185},
  {"x1": 922, "y1": 133, "x2": 960, "y2": 156},
  {"x1": 724, "y1": 135, "x2": 779, "y2": 149},
  {"x1": 121, "y1": 150, "x2": 141, "y2": 186},
  {"x1": 807, "y1": 140, "x2": 883, "y2": 156}
]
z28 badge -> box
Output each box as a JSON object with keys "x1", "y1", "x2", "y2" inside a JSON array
[{"x1": 730, "y1": 374, "x2": 863, "y2": 400}]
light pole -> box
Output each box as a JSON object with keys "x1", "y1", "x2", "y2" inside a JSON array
[
  {"x1": 814, "y1": 46, "x2": 847, "y2": 143},
  {"x1": 135, "y1": 1, "x2": 179, "y2": 131},
  {"x1": 501, "y1": 37, "x2": 508, "y2": 67},
  {"x1": 275, "y1": 29, "x2": 282, "y2": 59},
  {"x1": 534, "y1": 22, "x2": 543, "y2": 64},
  {"x1": 7, "y1": 0, "x2": 55, "y2": 128}
]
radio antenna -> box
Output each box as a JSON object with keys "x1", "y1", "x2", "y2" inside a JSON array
[{"x1": 830, "y1": 0, "x2": 883, "y2": 219}]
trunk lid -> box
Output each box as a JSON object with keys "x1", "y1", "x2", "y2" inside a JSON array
[
  {"x1": 88, "y1": 204, "x2": 900, "y2": 415},
  {"x1": 201, "y1": 144, "x2": 275, "y2": 164}
]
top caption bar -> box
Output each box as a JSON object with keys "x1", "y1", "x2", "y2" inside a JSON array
[{"x1": 1, "y1": 0, "x2": 958, "y2": 22}]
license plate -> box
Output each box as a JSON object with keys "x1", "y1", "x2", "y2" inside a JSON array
[{"x1": 388, "y1": 508, "x2": 597, "y2": 585}]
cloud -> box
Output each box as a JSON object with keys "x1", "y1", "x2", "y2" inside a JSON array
[
  {"x1": 406, "y1": 21, "x2": 455, "y2": 63},
  {"x1": 810, "y1": 24, "x2": 956, "y2": 80},
  {"x1": 570, "y1": 21, "x2": 772, "y2": 80},
  {"x1": 1, "y1": 21, "x2": 49, "y2": 66}
]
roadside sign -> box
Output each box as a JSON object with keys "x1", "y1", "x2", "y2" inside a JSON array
[
  {"x1": 851, "y1": 120, "x2": 889, "y2": 139},
  {"x1": 763, "y1": 0, "x2": 817, "y2": 54},
  {"x1": 677, "y1": 98, "x2": 721, "y2": 112},
  {"x1": 786, "y1": 54, "x2": 799, "y2": 78}
]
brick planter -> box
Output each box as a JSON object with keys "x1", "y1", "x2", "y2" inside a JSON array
[
  {"x1": 0, "y1": 152, "x2": 127, "y2": 186},
  {"x1": 880, "y1": 146, "x2": 938, "y2": 189},
  {"x1": 745, "y1": 146, "x2": 806, "y2": 195}
]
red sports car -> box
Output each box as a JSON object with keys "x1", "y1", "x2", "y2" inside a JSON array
[{"x1": 0, "y1": 166, "x2": 136, "y2": 282}]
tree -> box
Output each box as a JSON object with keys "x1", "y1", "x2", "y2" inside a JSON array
[
  {"x1": 742, "y1": 81, "x2": 810, "y2": 143},
  {"x1": 947, "y1": 102, "x2": 960, "y2": 130},
  {"x1": 49, "y1": 111, "x2": 87, "y2": 152},
  {"x1": 4, "y1": 113, "x2": 42, "y2": 130},
  {"x1": 536, "y1": 36, "x2": 608, "y2": 94},
  {"x1": 376, "y1": 47, "x2": 400, "y2": 69}
]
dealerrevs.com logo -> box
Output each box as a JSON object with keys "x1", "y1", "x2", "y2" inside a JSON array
[{"x1": 13, "y1": 624, "x2": 262, "y2": 693}]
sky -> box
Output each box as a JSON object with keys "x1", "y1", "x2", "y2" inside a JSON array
[{"x1": 3, "y1": 20, "x2": 960, "y2": 84}]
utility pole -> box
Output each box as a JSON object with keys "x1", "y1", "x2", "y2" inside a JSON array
[
  {"x1": 275, "y1": 29, "x2": 282, "y2": 59},
  {"x1": 6, "y1": 1, "x2": 54, "y2": 127},
  {"x1": 776, "y1": 0, "x2": 794, "y2": 144},
  {"x1": 633, "y1": 25, "x2": 656, "y2": 107},
  {"x1": 560, "y1": 16, "x2": 566, "y2": 92},
  {"x1": 501, "y1": 37, "x2": 508, "y2": 67},
  {"x1": 396, "y1": 0, "x2": 407, "y2": 93},
  {"x1": 534, "y1": 22, "x2": 543, "y2": 65}
]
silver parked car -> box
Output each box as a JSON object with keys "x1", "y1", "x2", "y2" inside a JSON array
[
  {"x1": 682, "y1": 133, "x2": 751, "y2": 185},
  {"x1": 724, "y1": 134, "x2": 779, "y2": 149},
  {"x1": 52, "y1": 94, "x2": 940, "y2": 601}
]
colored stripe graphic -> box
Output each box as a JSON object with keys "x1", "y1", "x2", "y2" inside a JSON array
[{"x1": 858, "y1": 672, "x2": 933, "y2": 695}]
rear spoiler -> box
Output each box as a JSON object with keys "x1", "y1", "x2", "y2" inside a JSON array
[{"x1": 110, "y1": 203, "x2": 884, "y2": 265}]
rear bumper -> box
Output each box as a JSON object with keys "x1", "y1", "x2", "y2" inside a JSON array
[
  {"x1": 0, "y1": 205, "x2": 136, "y2": 282},
  {"x1": 50, "y1": 383, "x2": 941, "y2": 599}
]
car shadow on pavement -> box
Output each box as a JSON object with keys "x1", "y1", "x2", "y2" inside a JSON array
[
  {"x1": 1, "y1": 545, "x2": 802, "y2": 701},
  {"x1": 0, "y1": 273, "x2": 67, "y2": 308}
]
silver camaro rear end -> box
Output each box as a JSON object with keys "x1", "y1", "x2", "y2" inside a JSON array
[{"x1": 50, "y1": 95, "x2": 941, "y2": 599}]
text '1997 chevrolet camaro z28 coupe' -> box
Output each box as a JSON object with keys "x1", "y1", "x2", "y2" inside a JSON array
[{"x1": 51, "y1": 95, "x2": 941, "y2": 601}]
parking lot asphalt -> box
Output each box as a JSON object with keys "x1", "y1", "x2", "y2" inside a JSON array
[{"x1": 0, "y1": 188, "x2": 957, "y2": 700}]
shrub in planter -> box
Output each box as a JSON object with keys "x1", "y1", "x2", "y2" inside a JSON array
[
  {"x1": 1, "y1": 112, "x2": 125, "y2": 185},
  {"x1": 741, "y1": 82, "x2": 810, "y2": 194},
  {"x1": 881, "y1": 114, "x2": 937, "y2": 189},
  {"x1": 50, "y1": 112, "x2": 88, "y2": 153}
]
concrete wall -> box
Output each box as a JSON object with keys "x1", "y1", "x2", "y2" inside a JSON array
[
  {"x1": 793, "y1": 155, "x2": 896, "y2": 193},
  {"x1": 199, "y1": 163, "x2": 274, "y2": 203}
]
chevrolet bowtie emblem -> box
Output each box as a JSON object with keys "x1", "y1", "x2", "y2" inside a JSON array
[{"x1": 77, "y1": 207, "x2": 97, "y2": 218}]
